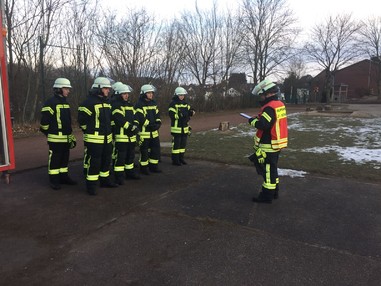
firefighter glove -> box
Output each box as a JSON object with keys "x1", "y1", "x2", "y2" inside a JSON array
[
  {"x1": 249, "y1": 117, "x2": 258, "y2": 126},
  {"x1": 69, "y1": 134, "x2": 77, "y2": 149},
  {"x1": 255, "y1": 148, "x2": 266, "y2": 164}
]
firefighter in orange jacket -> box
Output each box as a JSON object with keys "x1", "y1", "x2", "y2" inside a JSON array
[{"x1": 248, "y1": 79, "x2": 288, "y2": 203}]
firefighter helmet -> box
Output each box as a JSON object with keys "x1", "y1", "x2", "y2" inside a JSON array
[
  {"x1": 112, "y1": 81, "x2": 124, "y2": 91},
  {"x1": 252, "y1": 79, "x2": 277, "y2": 96},
  {"x1": 140, "y1": 84, "x2": 156, "y2": 95},
  {"x1": 53, "y1": 78, "x2": 72, "y2": 88},
  {"x1": 92, "y1": 77, "x2": 112, "y2": 89},
  {"x1": 115, "y1": 84, "x2": 133, "y2": 94},
  {"x1": 174, "y1": 87, "x2": 187, "y2": 96}
]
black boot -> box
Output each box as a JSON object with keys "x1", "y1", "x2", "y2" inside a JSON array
[
  {"x1": 125, "y1": 170, "x2": 140, "y2": 180},
  {"x1": 115, "y1": 172, "x2": 125, "y2": 185},
  {"x1": 274, "y1": 185, "x2": 279, "y2": 200},
  {"x1": 179, "y1": 153, "x2": 187, "y2": 165},
  {"x1": 100, "y1": 177, "x2": 118, "y2": 188},
  {"x1": 60, "y1": 173, "x2": 77, "y2": 185},
  {"x1": 172, "y1": 154, "x2": 181, "y2": 166},
  {"x1": 49, "y1": 174, "x2": 61, "y2": 190},
  {"x1": 252, "y1": 191, "x2": 273, "y2": 204},
  {"x1": 86, "y1": 181, "x2": 97, "y2": 196},
  {"x1": 140, "y1": 165, "x2": 150, "y2": 175},
  {"x1": 149, "y1": 163, "x2": 162, "y2": 173}
]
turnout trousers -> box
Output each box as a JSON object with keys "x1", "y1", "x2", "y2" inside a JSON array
[
  {"x1": 83, "y1": 140, "x2": 113, "y2": 188},
  {"x1": 48, "y1": 141, "x2": 70, "y2": 184}
]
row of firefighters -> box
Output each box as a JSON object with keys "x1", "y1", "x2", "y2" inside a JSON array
[
  {"x1": 40, "y1": 77, "x2": 288, "y2": 203},
  {"x1": 40, "y1": 77, "x2": 195, "y2": 195}
]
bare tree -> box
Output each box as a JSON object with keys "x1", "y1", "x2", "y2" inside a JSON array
[
  {"x1": 241, "y1": 0, "x2": 298, "y2": 85},
  {"x1": 179, "y1": 2, "x2": 221, "y2": 87},
  {"x1": 304, "y1": 14, "x2": 362, "y2": 102},
  {"x1": 358, "y1": 16, "x2": 381, "y2": 99}
]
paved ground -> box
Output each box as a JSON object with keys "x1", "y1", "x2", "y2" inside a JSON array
[{"x1": 1, "y1": 104, "x2": 380, "y2": 285}]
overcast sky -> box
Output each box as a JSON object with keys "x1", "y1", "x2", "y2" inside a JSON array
[{"x1": 103, "y1": 0, "x2": 378, "y2": 31}]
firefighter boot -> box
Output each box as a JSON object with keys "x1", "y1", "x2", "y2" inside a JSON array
[
  {"x1": 49, "y1": 174, "x2": 61, "y2": 190},
  {"x1": 172, "y1": 154, "x2": 181, "y2": 166},
  {"x1": 252, "y1": 190, "x2": 273, "y2": 204},
  {"x1": 100, "y1": 177, "x2": 118, "y2": 188},
  {"x1": 86, "y1": 180, "x2": 97, "y2": 196},
  {"x1": 149, "y1": 163, "x2": 162, "y2": 173},
  {"x1": 60, "y1": 173, "x2": 77, "y2": 185},
  {"x1": 274, "y1": 185, "x2": 279, "y2": 200},
  {"x1": 125, "y1": 169, "x2": 140, "y2": 180},
  {"x1": 115, "y1": 172, "x2": 125, "y2": 185},
  {"x1": 140, "y1": 165, "x2": 150, "y2": 175},
  {"x1": 179, "y1": 153, "x2": 187, "y2": 165}
]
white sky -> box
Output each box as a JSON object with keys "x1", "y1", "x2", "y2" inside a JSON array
[{"x1": 103, "y1": 0, "x2": 378, "y2": 31}]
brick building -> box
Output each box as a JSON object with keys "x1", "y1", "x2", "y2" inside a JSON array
[{"x1": 312, "y1": 58, "x2": 381, "y2": 102}]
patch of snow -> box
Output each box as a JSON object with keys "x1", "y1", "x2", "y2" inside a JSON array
[{"x1": 278, "y1": 168, "x2": 308, "y2": 178}]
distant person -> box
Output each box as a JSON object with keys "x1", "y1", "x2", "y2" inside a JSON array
[
  {"x1": 248, "y1": 79, "x2": 288, "y2": 203},
  {"x1": 40, "y1": 78, "x2": 77, "y2": 190},
  {"x1": 134, "y1": 84, "x2": 162, "y2": 174},
  {"x1": 168, "y1": 87, "x2": 195, "y2": 166},
  {"x1": 78, "y1": 77, "x2": 118, "y2": 195},
  {"x1": 111, "y1": 83, "x2": 140, "y2": 185}
]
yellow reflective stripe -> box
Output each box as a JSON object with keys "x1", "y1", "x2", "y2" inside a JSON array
[
  {"x1": 84, "y1": 134, "x2": 113, "y2": 143},
  {"x1": 60, "y1": 167, "x2": 68, "y2": 173},
  {"x1": 112, "y1": 109, "x2": 124, "y2": 116},
  {"x1": 42, "y1": 106, "x2": 54, "y2": 115},
  {"x1": 48, "y1": 134, "x2": 69, "y2": 143},
  {"x1": 40, "y1": 124, "x2": 49, "y2": 130},
  {"x1": 115, "y1": 135, "x2": 137, "y2": 142},
  {"x1": 262, "y1": 164, "x2": 276, "y2": 190},
  {"x1": 262, "y1": 112, "x2": 272, "y2": 122},
  {"x1": 139, "y1": 131, "x2": 159, "y2": 139},
  {"x1": 169, "y1": 107, "x2": 176, "y2": 113},
  {"x1": 172, "y1": 148, "x2": 181, "y2": 154},
  {"x1": 78, "y1": 106, "x2": 92, "y2": 116},
  {"x1": 149, "y1": 159, "x2": 159, "y2": 164},
  {"x1": 125, "y1": 163, "x2": 134, "y2": 170},
  {"x1": 114, "y1": 166, "x2": 124, "y2": 172},
  {"x1": 56, "y1": 104, "x2": 70, "y2": 130},
  {"x1": 99, "y1": 171, "x2": 109, "y2": 177},
  {"x1": 87, "y1": 174, "x2": 98, "y2": 181}
]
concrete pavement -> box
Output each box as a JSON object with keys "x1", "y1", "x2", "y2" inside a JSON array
[{"x1": 0, "y1": 156, "x2": 380, "y2": 285}]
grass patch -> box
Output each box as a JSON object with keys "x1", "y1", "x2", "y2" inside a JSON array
[{"x1": 164, "y1": 114, "x2": 381, "y2": 182}]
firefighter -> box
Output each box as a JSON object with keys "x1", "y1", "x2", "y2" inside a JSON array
[
  {"x1": 168, "y1": 87, "x2": 195, "y2": 166},
  {"x1": 78, "y1": 77, "x2": 118, "y2": 195},
  {"x1": 111, "y1": 83, "x2": 140, "y2": 185},
  {"x1": 40, "y1": 78, "x2": 77, "y2": 190},
  {"x1": 248, "y1": 79, "x2": 288, "y2": 203},
  {"x1": 134, "y1": 84, "x2": 162, "y2": 175}
]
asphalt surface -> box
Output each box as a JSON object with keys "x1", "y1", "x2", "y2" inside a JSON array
[{"x1": 1, "y1": 105, "x2": 381, "y2": 285}]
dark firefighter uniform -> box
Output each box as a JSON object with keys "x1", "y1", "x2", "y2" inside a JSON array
[
  {"x1": 134, "y1": 84, "x2": 162, "y2": 174},
  {"x1": 40, "y1": 78, "x2": 77, "y2": 190},
  {"x1": 111, "y1": 83, "x2": 140, "y2": 184},
  {"x1": 249, "y1": 79, "x2": 288, "y2": 203},
  {"x1": 168, "y1": 87, "x2": 195, "y2": 165},
  {"x1": 78, "y1": 77, "x2": 117, "y2": 195}
]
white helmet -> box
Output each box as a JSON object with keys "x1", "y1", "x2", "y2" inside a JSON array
[
  {"x1": 140, "y1": 84, "x2": 156, "y2": 95},
  {"x1": 53, "y1": 78, "x2": 72, "y2": 88},
  {"x1": 115, "y1": 84, "x2": 133, "y2": 94},
  {"x1": 252, "y1": 79, "x2": 277, "y2": 96},
  {"x1": 174, "y1": 87, "x2": 187, "y2": 96},
  {"x1": 112, "y1": 81, "x2": 124, "y2": 91},
  {"x1": 92, "y1": 77, "x2": 112, "y2": 89}
]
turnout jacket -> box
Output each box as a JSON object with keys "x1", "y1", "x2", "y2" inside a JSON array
[
  {"x1": 40, "y1": 94, "x2": 73, "y2": 143},
  {"x1": 134, "y1": 96, "x2": 161, "y2": 139},
  {"x1": 168, "y1": 96, "x2": 193, "y2": 134},
  {"x1": 251, "y1": 97, "x2": 288, "y2": 152},
  {"x1": 78, "y1": 91, "x2": 113, "y2": 144},
  {"x1": 111, "y1": 96, "x2": 137, "y2": 142}
]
